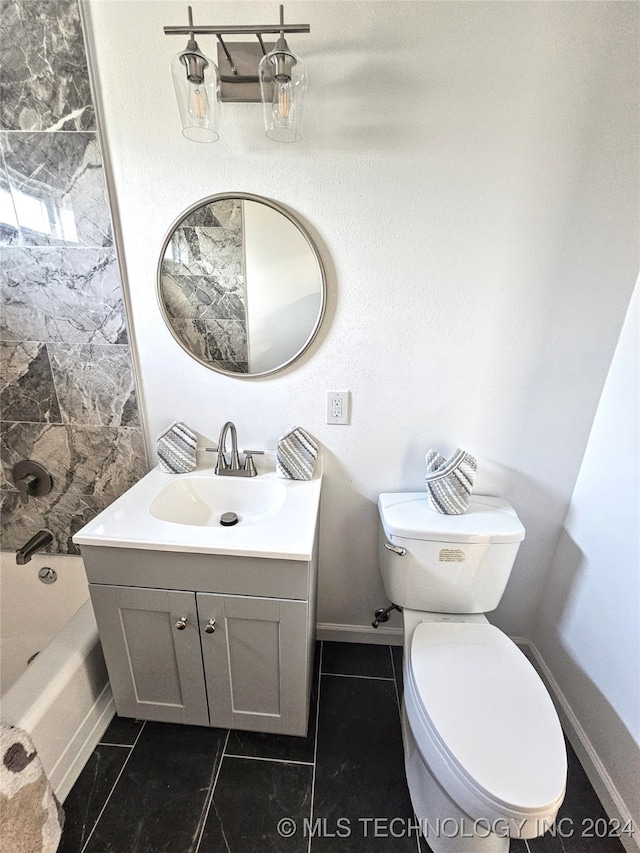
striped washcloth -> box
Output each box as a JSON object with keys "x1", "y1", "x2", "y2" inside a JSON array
[
  {"x1": 157, "y1": 422, "x2": 197, "y2": 473},
  {"x1": 277, "y1": 427, "x2": 318, "y2": 480},
  {"x1": 424, "y1": 447, "x2": 477, "y2": 514}
]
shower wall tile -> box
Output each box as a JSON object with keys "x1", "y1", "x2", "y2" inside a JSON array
[
  {"x1": 46, "y1": 249, "x2": 127, "y2": 344},
  {"x1": 0, "y1": 0, "x2": 95, "y2": 132},
  {"x1": 0, "y1": 421, "x2": 146, "y2": 497},
  {"x1": 0, "y1": 341, "x2": 62, "y2": 422},
  {"x1": 0, "y1": 0, "x2": 147, "y2": 556},
  {"x1": 0, "y1": 487, "x2": 115, "y2": 554},
  {"x1": 47, "y1": 344, "x2": 140, "y2": 427},
  {"x1": 0, "y1": 132, "x2": 112, "y2": 247},
  {"x1": 0, "y1": 153, "x2": 20, "y2": 243},
  {"x1": 0, "y1": 247, "x2": 127, "y2": 343},
  {"x1": 0, "y1": 247, "x2": 58, "y2": 340}
]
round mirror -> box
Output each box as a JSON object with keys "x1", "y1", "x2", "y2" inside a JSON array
[{"x1": 157, "y1": 193, "x2": 326, "y2": 377}]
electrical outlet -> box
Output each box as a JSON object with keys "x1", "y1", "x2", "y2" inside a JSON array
[{"x1": 327, "y1": 391, "x2": 350, "y2": 425}]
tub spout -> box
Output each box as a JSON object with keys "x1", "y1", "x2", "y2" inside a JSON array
[{"x1": 16, "y1": 530, "x2": 53, "y2": 565}]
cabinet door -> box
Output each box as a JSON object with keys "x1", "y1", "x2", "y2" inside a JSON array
[
  {"x1": 89, "y1": 585, "x2": 209, "y2": 726},
  {"x1": 198, "y1": 593, "x2": 309, "y2": 735}
]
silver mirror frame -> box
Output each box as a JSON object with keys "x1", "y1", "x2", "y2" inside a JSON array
[{"x1": 156, "y1": 192, "x2": 327, "y2": 378}]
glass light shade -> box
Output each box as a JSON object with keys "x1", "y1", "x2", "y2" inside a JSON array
[
  {"x1": 259, "y1": 45, "x2": 306, "y2": 143},
  {"x1": 171, "y1": 46, "x2": 220, "y2": 143}
]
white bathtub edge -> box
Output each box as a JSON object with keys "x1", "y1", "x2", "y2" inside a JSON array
[
  {"x1": 1, "y1": 597, "x2": 114, "y2": 803},
  {"x1": 52, "y1": 685, "x2": 115, "y2": 803}
]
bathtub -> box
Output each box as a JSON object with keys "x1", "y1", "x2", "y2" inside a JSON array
[{"x1": 0, "y1": 551, "x2": 114, "y2": 802}]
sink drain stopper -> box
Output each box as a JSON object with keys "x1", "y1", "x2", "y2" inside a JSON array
[{"x1": 220, "y1": 512, "x2": 239, "y2": 527}]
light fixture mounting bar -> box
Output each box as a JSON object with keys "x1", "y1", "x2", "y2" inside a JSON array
[{"x1": 164, "y1": 24, "x2": 310, "y2": 36}]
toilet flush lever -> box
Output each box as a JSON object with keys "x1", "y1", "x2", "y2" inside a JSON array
[{"x1": 384, "y1": 542, "x2": 406, "y2": 556}]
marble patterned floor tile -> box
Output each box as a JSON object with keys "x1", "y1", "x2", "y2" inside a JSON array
[
  {"x1": 82, "y1": 722, "x2": 227, "y2": 853},
  {"x1": 0, "y1": 421, "x2": 146, "y2": 496},
  {"x1": 57, "y1": 744, "x2": 129, "y2": 853},
  {"x1": 527, "y1": 741, "x2": 625, "y2": 853},
  {"x1": 47, "y1": 343, "x2": 139, "y2": 427},
  {"x1": 312, "y1": 674, "x2": 416, "y2": 852},
  {"x1": 198, "y1": 756, "x2": 313, "y2": 853},
  {"x1": 1, "y1": 132, "x2": 111, "y2": 246},
  {"x1": 391, "y1": 644, "x2": 404, "y2": 696},
  {"x1": 321, "y1": 641, "x2": 395, "y2": 679},
  {"x1": 225, "y1": 642, "x2": 321, "y2": 764},
  {"x1": 0, "y1": 0, "x2": 95, "y2": 132},
  {"x1": 99, "y1": 715, "x2": 145, "y2": 747},
  {"x1": 0, "y1": 341, "x2": 62, "y2": 422}
]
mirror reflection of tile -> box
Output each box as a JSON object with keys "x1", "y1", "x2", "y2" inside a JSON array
[{"x1": 161, "y1": 199, "x2": 249, "y2": 373}]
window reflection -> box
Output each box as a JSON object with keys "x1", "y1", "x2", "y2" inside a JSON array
[{"x1": 11, "y1": 185, "x2": 79, "y2": 243}]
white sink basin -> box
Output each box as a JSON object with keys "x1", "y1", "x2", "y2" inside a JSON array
[
  {"x1": 149, "y1": 476, "x2": 287, "y2": 527},
  {"x1": 73, "y1": 453, "x2": 322, "y2": 561}
]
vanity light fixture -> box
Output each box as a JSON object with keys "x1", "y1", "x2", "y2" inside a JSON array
[
  {"x1": 170, "y1": 7, "x2": 220, "y2": 143},
  {"x1": 165, "y1": 5, "x2": 309, "y2": 143}
]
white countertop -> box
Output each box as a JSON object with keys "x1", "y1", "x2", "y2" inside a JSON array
[{"x1": 73, "y1": 453, "x2": 322, "y2": 562}]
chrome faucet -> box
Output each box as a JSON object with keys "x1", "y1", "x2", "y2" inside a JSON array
[
  {"x1": 16, "y1": 529, "x2": 53, "y2": 565},
  {"x1": 208, "y1": 421, "x2": 263, "y2": 477}
]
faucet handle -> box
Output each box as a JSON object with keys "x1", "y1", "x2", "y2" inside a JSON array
[
  {"x1": 12, "y1": 461, "x2": 53, "y2": 506},
  {"x1": 242, "y1": 450, "x2": 263, "y2": 477}
]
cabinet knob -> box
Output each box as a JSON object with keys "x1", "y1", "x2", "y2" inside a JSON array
[
  {"x1": 175, "y1": 617, "x2": 187, "y2": 630},
  {"x1": 204, "y1": 619, "x2": 216, "y2": 634}
]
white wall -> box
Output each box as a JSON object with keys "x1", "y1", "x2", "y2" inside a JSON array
[
  {"x1": 244, "y1": 200, "x2": 322, "y2": 373},
  {"x1": 85, "y1": 1, "x2": 638, "y2": 639},
  {"x1": 532, "y1": 284, "x2": 639, "y2": 831}
]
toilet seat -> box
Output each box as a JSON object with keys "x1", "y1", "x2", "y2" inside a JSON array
[{"x1": 406, "y1": 621, "x2": 566, "y2": 829}]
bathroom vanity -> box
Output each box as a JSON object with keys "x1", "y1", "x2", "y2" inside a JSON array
[{"x1": 74, "y1": 456, "x2": 321, "y2": 736}]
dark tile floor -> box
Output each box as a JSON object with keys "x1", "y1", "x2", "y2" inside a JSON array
[{"x1": 59, "y1": 642, "x2": 625, "y2": 853}]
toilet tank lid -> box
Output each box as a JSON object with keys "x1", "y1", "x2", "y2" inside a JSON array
[{"x1": 378, "y1": 494, "x2": 525, "y2": 544}]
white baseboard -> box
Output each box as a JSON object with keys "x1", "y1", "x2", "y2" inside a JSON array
[
  {"x1": 316, "y1": 622, "x2": 403, "y2": 646},
  {"x1": 523, "y1": 640, "x2": 639, "y2": 853},
  {"x1": 53, "y1": 685, "x2": 115, "y2": 804}
]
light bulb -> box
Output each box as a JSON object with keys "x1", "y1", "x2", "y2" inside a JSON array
[
  {"x1": 188, "y1": 81, "x2": 208, "y2": 122},
  {"x1": 276, "y1": 81, "x2": 291, "y2": 119}
]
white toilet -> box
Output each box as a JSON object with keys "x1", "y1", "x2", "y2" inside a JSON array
[{"x1": 378, "y1": 493, "x2": 567, "y2": 853}]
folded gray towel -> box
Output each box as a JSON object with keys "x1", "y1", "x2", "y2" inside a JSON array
[
  {"x1": 157, "y1": 421, "x2": 197, "y2": 473},
  {"x1": 425, "y1": 447, "x2": 477, "y2": 514},
  {"x1": 277, "y1": 427, "x2": 318, "y2": 480}
]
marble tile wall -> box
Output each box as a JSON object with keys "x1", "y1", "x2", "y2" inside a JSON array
[
  {"x1": 160, "y1": 199, "x2": 249, "y2": 373},
  {"x1": 0, "y1": 0, "x2": 147, "y2": 554}
]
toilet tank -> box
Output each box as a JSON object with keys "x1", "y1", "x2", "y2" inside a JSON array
[{"x1": 378, "y1": 494, "x2": 525, "y2": 614}]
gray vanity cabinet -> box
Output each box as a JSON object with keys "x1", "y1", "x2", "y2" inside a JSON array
[
  {"x1": 198, "y1": 593, "x2": 308, "y2": 734},
  {"x1": 84, "y1": 541, "x2": 318, "y2": 737},
  {"x1": 89, "y1": 585, "x2": 210, "y2": 726}
]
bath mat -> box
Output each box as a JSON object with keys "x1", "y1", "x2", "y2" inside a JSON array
[
  {"x1": 0, "y1": 724, "x2": 64, "y2": 853},
  {"x1": 277, "y1": 427, "x2": 318, "y2": 480},
  {"x1": 425, "y1": 447, "x2": 477, "y2": 514},
  {"x1": 157, "y1": 421, "x2": 197, "y2": 473}
]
